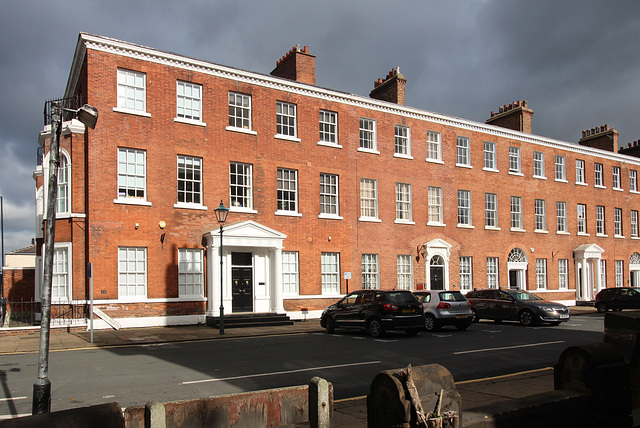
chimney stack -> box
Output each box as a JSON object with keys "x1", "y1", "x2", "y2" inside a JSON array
[
  {"x1": 486, "y1": 100, "x2": 534, "y2": 133},
  {"x1": 369, "y1": 67, "x2": 407, "y2": 105},
  {"x1": 578, "y1": 124, "x2": 619, "y2": 153},
  {"x1": 619, "y1": 140, "x2": 640, "y2": 158},
  {"x1": 270, "y1": 45, "x2": 316, "y2": 85}
]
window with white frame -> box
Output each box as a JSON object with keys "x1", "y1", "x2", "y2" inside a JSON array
[
  {"x1": 118, "y1": 148, "x2": 146, "y2": 200},
  {"x1": 616, "y1": 260, "x2": 624, "y2": 287},
  {"x1": 52, "y1": 245, "x2": 70, "y2": 300},
  {"x1": 613, "y1": 166, "x2": 622, "y2": 190},
  {"x1": 457, "y1": 190, "x2": 472, "y2": 226},
  {"x1": 511, "y1": 196, "x2": 523, "y2": 229},
  {"x1": 427, "y1": 131, "x2": 441, "y2": 161},
  {"x1": 321, "y1": 252, "x2": 340, "y2": 294},
  {"x1": 276, "y1": 101, "x2": 297, "y2": 137},
  {"x1": 558, "y1": 259, "x2": 568, "y2": 290},
  {"x1": 320, "y1": 173, "x2": 339, "y2": 216},
  {"x1": 277, "y1": 168, "x2": 298, "y2": 213},
  {"x1": 535, "y1": 199, "x2": 546, "y2": 231},
  {"x1": 536, "y1": 258, "x2": 547, "y2": 289},
  {"x1": 362, "y1": 254, "x2": 379, "y2": 289},
  {"x1": 595, "y1": 163, "x2": 604, "y2": 187},
  {"x1": 395, "y1": 125, "x2": 410, "y2": 156},
  {"x1": 487, "y1": 257, "x2": 499, "y2": 289},
  {"x1": 596, "y1": 205, "x2": 606, "y2": 235},
  {"x1": 484, "y1": 141, "x2": 496, "y2": 170},
  {"x1": 57, "y1": 152, "x2": 70, "y2": 215},
  {"x1": 395, "y1": 183, "x2": 412, "y2": 222},
  {"x1": 359, "y1": 118, "x2": 376, "y2": 151},
  {"x1": 576, "y1": 160, "x2": 586, "y2": 184},
  {"x1": 282, "y1": 251, "x2": 299, "y2": 295},
  {"x1": 177, "y1": 155, "x2": 202, "y2": 205},
  {"x1": 360, "y1": 178, "x2": 378, "y2": 220},
  {"x1": 230, "y1": 162, "x2": 252, "y2": 209},
  {"x1": 319, "y1": 110, "x2": 338, "y2": 144},
  {"x1": 485, "y1": 193, "x2": 498, "y2": 228},
  {"x1": 176, "y1": 81, "x2": 202, "y2": 122},
  {"x1": 631, "y1": 170, "x2": 638, "y2": 192},
  {"x1": 614, "y1": 207, "x2": 623, "y2": 236},
  {"x1": 632, "y1": 210, "x2": 639, "y2": 238},
  {"x1": 509, "y1": 146, "x2": 521, "y2": 174},
  {"x1": 178, "y1": 248, "x2": 203, "y2": 297},
  {"x1": 601, "y1": 260, "x2": 607, "y2": 288},
  {"x1": 577, "y1": 204, "x2": 587, "y2": 234},
  {"x1": 117, "y1": 68, "x2": 146, "y2": 112},
  {"x1": 555, "y1": 155, "x2": 566, "y2": 181},
  {"x1": 557, "y1": 201, "x2": 567, "y2": 233},
  {"x1": 456, "y1": 136, "x2": 470, "y2": 166},
  {"x1": 460, "y1": 257, "x2": 473, "y2": 291},
  {"x1": 533, "y1": 151, "x2": 545, "y2": 178},
  {"x1": 228, "y1": 92, "x2": 251, "y2": 129},
  {"x1": 118, "y1": 247, "x2": 147, "y2": 298},
  {"x1": 397, "y1": 255, "x2": 413, "y2": 290},
  {"x1": 428, "y1": 186, "x2": 443, "y2": 224}
]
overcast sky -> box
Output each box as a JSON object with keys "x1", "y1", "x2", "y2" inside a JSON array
[{"x1": 1, "y1": 1, "x2": 639, "y2": 254}]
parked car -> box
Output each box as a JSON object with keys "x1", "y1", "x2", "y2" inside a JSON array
[
  {"x1": 320, "y1": 289, "x2": 423, "y2": 337},
  {"x1": 465, "y1": 288, "x2": 570, "y2": 326},
  {"x1": 413, "y1": 290, "x2": 473, "y2": 331},
  {"x1": 595, "y1": 287, "x2": 640, "y2": 313}
]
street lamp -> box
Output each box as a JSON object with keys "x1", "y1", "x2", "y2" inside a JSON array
[
  {"x1": 214, "y1": 200, "x2": 230, "y2": 335},
  {"x1": 33, "y1": 102, "x2": 98, "y2": 414}
]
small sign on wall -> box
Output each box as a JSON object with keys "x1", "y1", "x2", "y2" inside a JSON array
[{"x1": 344, "y1": 272, "x2": 351, "y2": 280}]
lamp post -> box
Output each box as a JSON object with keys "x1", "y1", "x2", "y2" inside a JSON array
[
  {"x1": 214, "y1": 200, "x2": 229, "y2": 335},
  {"x1": 33, "y1": 102, "x2": 98, "y2": 414}
]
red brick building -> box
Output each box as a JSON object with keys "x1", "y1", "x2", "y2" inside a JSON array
[{"x1": 34, "y1": 33, "x2": 640, "y2": 328}]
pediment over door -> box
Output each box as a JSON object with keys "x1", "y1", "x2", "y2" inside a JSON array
[{"x1": 204, "y1": 220, "x2": 287, "y2": 249}]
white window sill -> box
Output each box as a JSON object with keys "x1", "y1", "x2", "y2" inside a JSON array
[
  {"x1": 510, "y1": 227, "x2": 526, "y2": 233},
  {"x1": 226, "y1": 126, "x2": 257, "y2": 135},
  {"x1": 56, "y1": 213, "x2": 87, "y2": 219},
  {"x1": 577, "y1": 232, "x2": 590, "y2": 236},
  {"x1": 614, "y1": 187, "x2": 624, "y2": 192},
  {"x1": 509, "y1": 171, "x2": 524, "y2": 177},
  {"x1": 174, "y1": 203, "x2": 208, "y2": 210},
  {"x1": 556, "y1": 231, "x2": 570, "y2": 235},
  {"x1": 483, "y1": 168, "x2": 499, "y2": 173},
  {"x1": 275, "y1": 210, "x2": 302, "y2": 217},
  {"x1": 174, "y1": 117, "x2": 206, "y2": 127},
  {"x1": 114, "y1": 198, "x2": 152, "y2": 206},
  {"x1": 359, "y1": 217, "x2": 381, "y2": 223},
  {"x1": 596, "y1": 233, "x2": 608, "y2": 238},
  {"x1": 555, "y1": 179, "x2": 568, "y2": 183},
  {"x1": 427, "y1": 221, "x2": 446, "y2": 227},
  {"x1": 275, "y1": 134, "x2": 301, "y2": 143},
  {"x1": 113, "y1": 107, "x2": 151, "y2": 118},
  {"x1": 318, "y1": 214, "x2": 343, "y2": 220},
  {"x1": 631, "y1": 190, "x2": 640, "y2": 195},
  {"x1": 457, "y1": 224, "x2": 475, "y2": 229},
  {"x1": 230, "y1": 207, "x2": 258, "y2": 214},
  {"x1": 357, "y1": 147, "x2": 380, "y2": 155},
  {"x1": 395, "y1": 220, "x2": 415, "y2": 225},
  {"x1": 534, "y1": 230, "x2": 549, "y2": 234},
  {"x1": 426, "y1": 158, "x2": 444, "y2": 165},
  {"x1": 456, "y1": 164, "x2": 472, "y2": 169},
  {"x1": 485, "y1": 226, "x2": 501, "y2": 231},
  {"x1": 631, "y1": 236, "x2": 640, "y2": 240},
  {"x1": 614, "y1": 235, "x2": 626, "y2": 239},
  {"x1": 575, "y1": 182, "x2": 588, "y2": 186},
  {"x1": 595, "y1": 185, "x2": 606, "y2": 189},
  {"x1": 317, "y1": 141, "x2": 342, "y2": 149},
  {"x1": 394, "y1": 153, "x2": 413, "y2": 160},
  {"x1": 533, "y1": 175, "x2": 547, "y2": 180}
]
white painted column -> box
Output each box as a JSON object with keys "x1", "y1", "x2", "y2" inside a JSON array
[
  {"x1": 208, "y1": 238, "x2": 221, "y2": 316},
  {"x1": 594, "y1": 258, "x2": 602, "y2": 294},
  {"x1": 273, "y1": 248, "x2": 284, "y2": 313},
  {"x1": 574, "y1": 260, "x2": 582, "y2": 301},
  {"x1": 581, "y1": 258, "x2": 589, "y2": 301}
]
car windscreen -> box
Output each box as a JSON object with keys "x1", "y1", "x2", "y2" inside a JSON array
[
  {"x1": 512, "y1": 291, "x2": 542, "y2": 301},
  {"x1": 386, "y1": 292, "x2": 418, "y2": 304},
  {"x1": 438, "y1": 291, "x2": 466, "y2": 302}
]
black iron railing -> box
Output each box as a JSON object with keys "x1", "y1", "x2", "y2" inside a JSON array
[
  {"x1": 43, "y1": 95, "x2": 84, "y2": 126},
  {"x1": 2, "y1": 299, "x2": 86, "y2": 327}
]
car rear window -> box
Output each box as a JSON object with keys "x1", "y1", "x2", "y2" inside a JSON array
[
  {"x1": 386, "y1": 291, "x2": 418, "y2": 304},
  {"x1": 438, "y1": 291, "x2": 466, "y2": 302}
]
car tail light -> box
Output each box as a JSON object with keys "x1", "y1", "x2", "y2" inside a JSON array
[
  {"x1": 467, "y1": 301, "x2": 472, "y2": 308},
  {"x1": 437, "y1": 302, "x2": 451, "y2": 309},
  {"x1": 418, "y1": 303, "x2": 424, "y2": 310},
  {"x1": 383, "y1": 303, "x2": 399, "y2": 312}
]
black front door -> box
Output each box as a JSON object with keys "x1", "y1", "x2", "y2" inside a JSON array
[
  {"x1": 430, "y1": 266, "x2": 444, "y2": 290},
  {"x1": 232, "y1": 252, "x2": 253, "y2": 312},
  {"x1": 509, "y1": 270, "x2": 518, "y2": 289}
]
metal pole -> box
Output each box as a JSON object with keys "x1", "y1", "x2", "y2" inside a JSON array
[
  {"x1": 89, "y1": 262, "x2": 93, "y2": 344},
  {"x1": 219, "y1": 225, "x2": 224, "y2": 335},
  {"x1": 32, "y1": 102, "x2": 62, "y2": 414},
  {"x1": 1, "y1": 195, "x2": 5, "y2": 325}
]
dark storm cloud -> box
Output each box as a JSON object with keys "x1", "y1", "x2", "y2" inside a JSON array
[{"x1": 0, "y1": 0, "x2": 639, "y2": 252}]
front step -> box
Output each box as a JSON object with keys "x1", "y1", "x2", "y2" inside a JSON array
[{"x1": 206, "y1": 313, "x2": 294, "y2": 329}]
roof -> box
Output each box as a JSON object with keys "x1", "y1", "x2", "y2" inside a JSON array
[{"x1": 9, "y1": 244, "x2": 36, "y2": 255}]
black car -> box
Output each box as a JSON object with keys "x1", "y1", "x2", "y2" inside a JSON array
[
  {"x1": 320, "y1": 289, "x2": 423, "y2": 337},
  {"x1": 595, "y1": 287, "x2": 640, "y2": 313},
  {"x1": 465, "y1": 288, "x2": 570, "y2": 326}
]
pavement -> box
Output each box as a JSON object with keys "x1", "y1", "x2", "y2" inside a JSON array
[{"x1": 0, "y1": 305, "x2": 598, "y2": 427}]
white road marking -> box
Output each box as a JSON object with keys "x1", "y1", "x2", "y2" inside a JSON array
[
  {"x1": 0, "y1": 397, "x2": 26, "y2": 402},
  {"x1": 373, "y1": 339, "x2": 398, "y2": 343},
  {"x1": 453, "y1": 340, "x2": 565, "y2": 355},
  {"x1": 432, "y1": 334, "x2": 452, "y2": 338},
  {"x1": 181, "y1": 360, "x2": 382, "y2": 385},
  {"x1": 482, "y1": 330, "x2": 502, "y2": 333},
  {"x1": 0, "y1": 414, "x2": 30, "y2": 420},
  {"x1": 102, "y1": 395, "x2": 116, "y2": 399}
]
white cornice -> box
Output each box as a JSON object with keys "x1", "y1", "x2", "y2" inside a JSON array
[{"x1": 66, "y1": 33, "x2": 640, "y2": 167}]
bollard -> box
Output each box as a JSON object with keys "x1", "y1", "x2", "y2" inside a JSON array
[
  {"x1": 310, "y1": 376, "x2": 330, "y2": 428},
  {"x1": 145, "y1": 400, "x2": 166, "y2": 428}
]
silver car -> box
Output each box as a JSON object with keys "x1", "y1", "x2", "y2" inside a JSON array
[{"x1": 413, "y1": 290, "x2": 474, "y2": 331}]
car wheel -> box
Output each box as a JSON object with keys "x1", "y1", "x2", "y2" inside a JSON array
[
  {"x1": 424, "y1": 315, "x2": 438, "y2": 332},
  {"x1": 596, "y1": 302, "x2": 608, "y2": 313},
  {"x1": 367, "y1": 318, "x2": 384, "y2": 338},
  {"x1": 456, "y1": 323, "x2": 470, "y2": 331},
  {"x1": 471, "y1": 308, "x2": 479, "y2": 323},
  {"x1": 325, "y1": 317, "x2": 335, "y2": 334},
  {"x1": 519, "y1": 309, "x2": 535, "y2": 327},
  {"x1": 406, "y1": 328, "x2": 419, "y2": 336}
]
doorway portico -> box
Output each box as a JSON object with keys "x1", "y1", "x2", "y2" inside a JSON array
[{"x1": 573, "y1": 243, "x2": 604, "y2": 302}]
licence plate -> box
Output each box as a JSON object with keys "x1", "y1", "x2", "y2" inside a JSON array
[
  {"x1": 456, "y1": 314, "x2": 467, "y2": 319},
  {"x1": 402, "y1": 309, "x2": 415, "y2": 314},
  {"x1": 560, "y1": 314, "x2": 569, "y2": 319}
]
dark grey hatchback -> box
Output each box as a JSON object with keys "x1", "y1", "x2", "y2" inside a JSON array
[
  {"x1": 465, "y1": 288, "x2": 570, "y2": 326},
  {"x1": 320, "y1": 289, "x2": 423, "y2": 337}
]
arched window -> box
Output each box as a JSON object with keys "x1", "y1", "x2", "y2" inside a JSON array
[
  {"x1": 57, "y1": 152, "x2": 70, "y2": 215},
  {"x1": 430, "y1": 255, "x2": 444, "y2": 266},
  {"x1": 630, "y1": 252, "x2": 640, "y2": 265},
  {"x1": 508, "y1": 248, "x2": 527, "y2": 263}
]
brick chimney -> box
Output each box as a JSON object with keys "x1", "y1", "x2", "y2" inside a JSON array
[
  {"x1": 486, "y1": 100, "x2": 534, "y2": 133},
  {"x1": 369, "y1": 68, "x2": 406, "y2": 105},
  {"x1": 578, "y1": 124, "x2": 618, "y2": 153},
  {"x1": 270, "y1": 45, "x2": 316, "y2": 85},
  {"x1": 619, "y1": 139, "x2": 640, "y2": 158}
]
